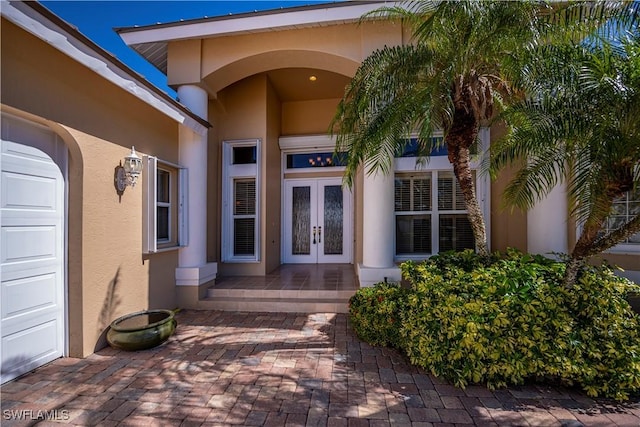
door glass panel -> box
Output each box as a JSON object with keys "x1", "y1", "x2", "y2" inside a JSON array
[
  {"x1": 323, "y1": 185, "x2": 343, "y2": 255},
  {"x1": 292, "y1": 186, "x2": 311, "y2": 255}
]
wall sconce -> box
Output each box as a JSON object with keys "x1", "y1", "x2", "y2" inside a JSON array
[{"x1": 115, "y1": 146, "x2": 143, "y2": 194}]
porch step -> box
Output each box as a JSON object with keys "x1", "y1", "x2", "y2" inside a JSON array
[{"x1": 201, "y1": 287, "x2": 356, "y2": 313}]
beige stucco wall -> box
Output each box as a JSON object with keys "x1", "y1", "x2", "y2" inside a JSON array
[
  {"x1": 214, "y1": 75, "x2": 269, "y2": 275},
  {"x1": 489, "y1": 123, "x2": 528, "y2": 252},
  {"x1": 265, "y1": 78, "x2": 283, "y2": 273},
  {"x1": 282, "y1": 99, "x2": 341, "y2": 136},
  {"x1": 2, "y1": 20, "x2": 181, "y2": 357}
]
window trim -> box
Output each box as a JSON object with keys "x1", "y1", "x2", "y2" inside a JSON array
[
  {"x1": 142, "y1": 156, "x2": 188, "y2": 254},
  {"x1": 222, "y1": 139, "x2": 261, "y2": 262},
  {"x1": 393, "y1": 129, "x2": 490, "y2": 261}
]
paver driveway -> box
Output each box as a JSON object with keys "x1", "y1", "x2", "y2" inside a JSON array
[{"x1": 1, "y1": 310, "x2": 639, "y2": 426}]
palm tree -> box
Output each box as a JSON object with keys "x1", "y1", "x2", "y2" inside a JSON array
[
  {"x1": 331, "y1": 0, "x2": 558, "y2": 258},
  {"x1": 491, "y1": 32, "x2": 640, "y2": 284}
]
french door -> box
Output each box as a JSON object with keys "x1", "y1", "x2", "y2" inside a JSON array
[{"x1": 283, "y1": 178, "x2": 352, "y2": 263}]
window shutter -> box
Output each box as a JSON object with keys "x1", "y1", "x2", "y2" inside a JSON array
[
  {"x1": 395, "y1": 178, "x2": 411, "y2": 212},
  {"x1": 233, "y1": 179, "x2": 256, "y2": 256},
  {"x1": 142, "y1": 155, "x2": 157, "y2": 254},
  {"x1": 438, "y1": 171, "x2": 471, "y2": 210},
  {"x1": 438, "y1": 173, "x2": 455, "y2": 210},
  {"x1": 413, "y1": 177, "x2": 431, "y2": 211},
  {"x1": 439, "y1": 214, "x2": 475, "y2": 251},
  {"x1": 234, "y1": 179, "x2": 256, "y2": 215}
]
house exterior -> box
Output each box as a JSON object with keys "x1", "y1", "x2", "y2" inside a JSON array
[
  {"x1": 117, "y1": 1, "x2": 640, "y2": 285},
  {"x1": 1, "y1": 1, "x2": 638, "y2": 383},
  {"x1": 0, "y1": 1, "x2": 210, "y2": 382}
]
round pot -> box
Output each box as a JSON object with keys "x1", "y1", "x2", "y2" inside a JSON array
[{"x1": 107, "y1": 309, "x2": 177, "y2": 351}]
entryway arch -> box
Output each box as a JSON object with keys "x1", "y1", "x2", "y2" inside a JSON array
[{"x1": 203, "y1": 50, "x2": 359, "y2": 96}]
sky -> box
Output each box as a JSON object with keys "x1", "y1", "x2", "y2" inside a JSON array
[{"x1": 41, "y1": 1, "x2": 333, "y2": 97}]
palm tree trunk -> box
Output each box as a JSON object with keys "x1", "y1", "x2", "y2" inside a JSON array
[
  {"x1": 563, "y1": 256, "x2": 584, "y2": 287},
  {"x1": 446, "y1": 108, "x2": 490, "y2": 258},
  {"x1": 564, "y1": 196, "x2": 613, "y2": 287}
]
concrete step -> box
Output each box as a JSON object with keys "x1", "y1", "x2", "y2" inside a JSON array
[
  {"x1": 197, "y1": 297, "x2": 350, "y2": 313},
  {"x1": 206, "y1": 287, "x2": 356, "y2": 300},
  {"x1": 201, "y1": 287, "x2": 357, "y2": 313}
]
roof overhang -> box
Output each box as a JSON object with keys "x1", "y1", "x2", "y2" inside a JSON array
[
  {"x1": 116, "y1": 1, "x2": 399, "y2": 75},
  {"x1": 2, "y1": 1, "x2": 211, "y2": 134}
]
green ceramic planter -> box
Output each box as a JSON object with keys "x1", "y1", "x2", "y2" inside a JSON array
[{"x1": 107, "y1": 309, "x2": 176, "y2": 351}]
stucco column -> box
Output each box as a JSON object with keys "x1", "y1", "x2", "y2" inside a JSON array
[
  {"x1": 358, "y1": 166, "x2": 401, "y2": 287},
  {"x1": 527, "y1": 181, "x2": 569, "y2": 257},
  {"x1": 175, "y1": 85, "x2": 217, "y2": 288}
]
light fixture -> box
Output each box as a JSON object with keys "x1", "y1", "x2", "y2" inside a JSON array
[
  {"x1": 115, "y1": 146, "x2": 143, "y2": 193},
  {"x1": 309, "y1": 75, "x2": 317, "y2": 82}
]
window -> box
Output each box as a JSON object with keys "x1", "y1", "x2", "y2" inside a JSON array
[
  {"x1": 395, "y1": 171, "x2": 475, "y2": 257},
  {"x1": 156, "y1": 169, "x2": 171, "y2": 242},
  {"x1": 222, "y1": 140, "x2": 260, "y2": 262},
  {"x1": 142, "y1": 157, "x2": 187, "y2": 253},
  {"x1": 605, "y1": 186, "x2": 640, "y2": 252},
  {"x1": 393, "y1": 129, "x2": 490, "y2": 259},
  {"x1": 233, "y1": 146, "x2": 257, "y2": 165}
]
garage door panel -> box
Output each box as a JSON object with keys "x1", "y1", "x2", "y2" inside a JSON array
[
  {"x1": 0, "y1": 215, "x2": 61, "y2": 226},
  {"x1": 1, "y1": 226, "x2": 57, "y2": 264},
  {"x1": 1, "y1": 127, "x2": 58, "y2": 162},
  {"x1": 1, "y1": 116, "x2": 65, "y2": 384},
  {"x1": 1, "y1": 305, "x2": 60, "y2": 337},
  {"x1": 1, "y1": 319, "x2": 61, "y2": 382},
  {"x1": 2, "y1": 273, "x2": 58, "y2": 319},
  {"x1": 1, "y1": 171, "x2": 59, "y2": 210}
]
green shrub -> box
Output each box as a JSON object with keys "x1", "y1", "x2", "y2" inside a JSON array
[
  {"x1": 348, "y1": 281, "x2": 408, "y2": 348},
  {"x1": 350, "y1": 249, "x2": 640, "y2": 400},
  {"x1": 401, "y1": 250, "x2": 575, "y2": 390},
  {"x1": 562, "y1": 266, "x2": 640, "y2": 400}
]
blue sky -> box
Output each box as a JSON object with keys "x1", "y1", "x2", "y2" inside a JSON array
[{"x1": 41, "y1": 1, "x2": 331, "y2": 97}]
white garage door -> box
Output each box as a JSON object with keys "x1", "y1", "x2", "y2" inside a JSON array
[{"x1": 1, "y1": 115, "x2": 66, "y2": 384}]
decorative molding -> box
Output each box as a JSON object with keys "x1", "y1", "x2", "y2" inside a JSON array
[{"x1": 279, "y1": 135, "x2": 337, "y2": 151}]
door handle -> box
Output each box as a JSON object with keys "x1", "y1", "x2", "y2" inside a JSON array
[
  {"x1": 312, "y1": 226, "x2": 317, "y2": 244},
  {"x1": 318, "y1": 226, "x2": 322, "y2": 244}
]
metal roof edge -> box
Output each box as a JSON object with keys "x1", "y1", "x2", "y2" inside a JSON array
[
  {"x1": 116, "y1": 1, "x2": 396, "y2": 45},
  {"x1": 114, "y1": 1, "x2": 382, "y2": 34}
]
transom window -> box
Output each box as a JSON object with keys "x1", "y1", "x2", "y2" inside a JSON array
[{"x1": 286, "y1": 152, "x2": 347, "y2": 169}]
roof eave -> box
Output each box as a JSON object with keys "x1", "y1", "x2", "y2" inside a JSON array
[
  {"x1": 117, "y1": 1, "x2": 395, "y2": 45},
  {"x1": 2, "y1": 1, "x2": 211, "y2": 132}
]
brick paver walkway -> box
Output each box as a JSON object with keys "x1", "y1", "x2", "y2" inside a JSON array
[{"x1": 2, "y1": 310, "x2": 639, "y2": 426}]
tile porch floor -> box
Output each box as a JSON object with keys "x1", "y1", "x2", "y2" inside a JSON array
[{"x1": 213, "y1": 264, "x2": 360, "y2": 292}]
